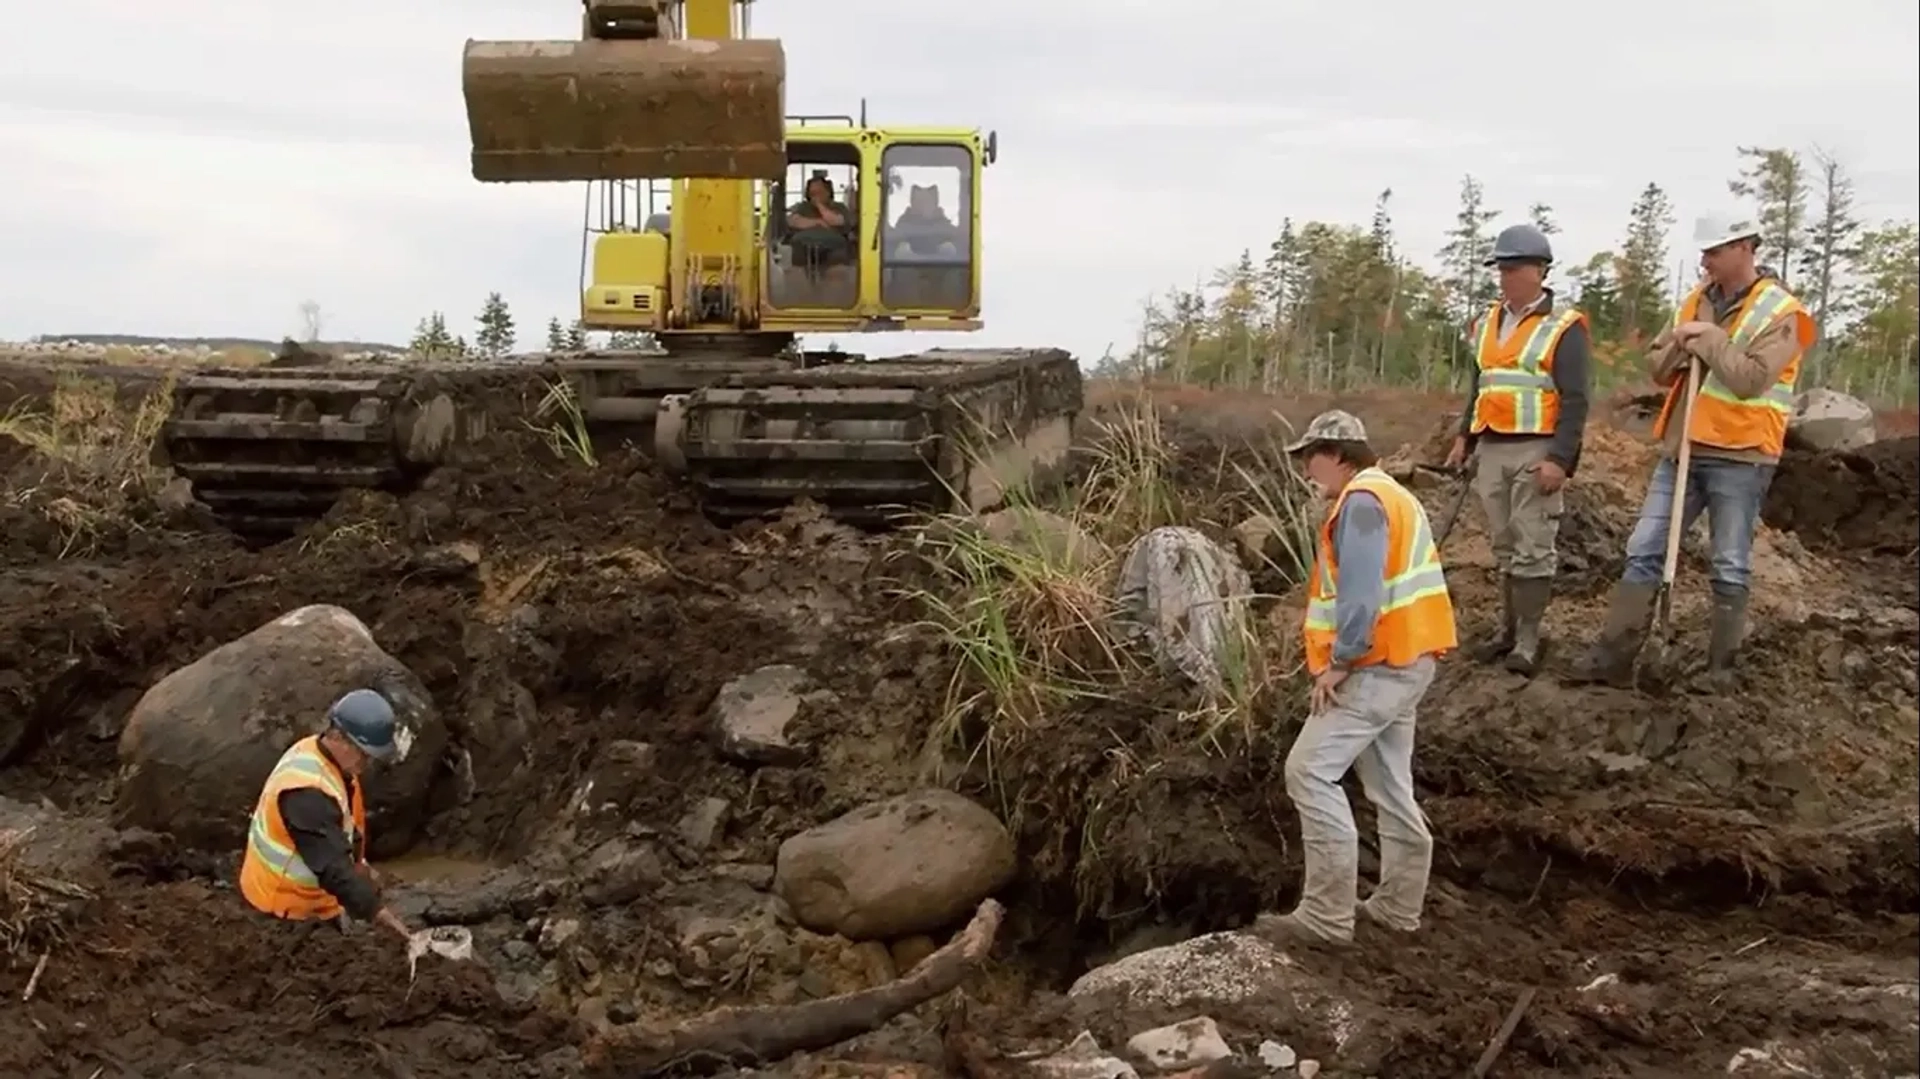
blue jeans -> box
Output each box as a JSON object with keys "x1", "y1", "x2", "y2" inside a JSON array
[{"x1": 1621, "y1": 456, "x2": 1775, "y2": 594}]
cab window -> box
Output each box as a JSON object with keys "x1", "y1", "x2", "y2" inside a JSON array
[
  {"x1": 766, "y1": 143, "x2": 860, "y2": 310},
  {"x1": 880, "y1": 143, "x2": 973, "y2": 309}
]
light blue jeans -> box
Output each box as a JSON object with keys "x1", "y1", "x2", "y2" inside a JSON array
[
  {"x1": 1283, "y1": 656, "x2": 1436, "y2": 940},
  {"x1": 1621, "y1": 455, "x2": 1776, "y2": 595}
]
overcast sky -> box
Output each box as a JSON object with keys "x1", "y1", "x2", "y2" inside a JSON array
[{"x1": 4, "y1": 0, "x2": 1916, "y2": 360}]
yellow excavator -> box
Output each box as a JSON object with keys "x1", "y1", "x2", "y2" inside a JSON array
[{"x1": 161, "y1": 0, "x2": 1081, "y2": 536}]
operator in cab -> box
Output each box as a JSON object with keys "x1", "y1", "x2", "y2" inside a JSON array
[
  {"x1": 239, "y1": 689, "x2": 416, "y2": 945},
  {"x1": 1442, "y1": 223, "x2": 1592, "y2": 676},
  {"x1": 786, "y1": 174, "x2": 855, "y2": 270},
  {"x1": 890, "y1": 184, "x2": 961, "y2": 258}
]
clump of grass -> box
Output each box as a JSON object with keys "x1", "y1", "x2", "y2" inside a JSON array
[
  {"x1": 0, "y1": 829, "x2": 96, "y2": 956},
  {"x1": 1, "y1": 371, "x2": 178, "y2": 557},
  {"x1": 527, "y1": 376, "x2": 596, "y2": 466}
]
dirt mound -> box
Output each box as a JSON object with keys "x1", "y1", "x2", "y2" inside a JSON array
[
  {"x1": 0, "y1": 877, "x2": 571, "y2": 1078},
  {"x1": 1765, "y1": 436, "x2": 1920, "y2": 554}
]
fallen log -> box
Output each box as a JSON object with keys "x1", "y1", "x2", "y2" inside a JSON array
[{"x1": 583, "y1": 897, "x2": 1006, "y2": 1077}]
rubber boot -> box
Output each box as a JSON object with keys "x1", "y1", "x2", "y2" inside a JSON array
[
  {"x1": 1470, "y1": 575, "x2": 1516, "y2": 663},
  {"x1": 1563, "y1": 581, "x2": 1658, "y2": 688},
  {"x1": 1502, "y1": 576, "x2": 1553, "y2": 676},
  {"x1": 1698, "y1": 588, "x2": 1749, "y2": 694}
]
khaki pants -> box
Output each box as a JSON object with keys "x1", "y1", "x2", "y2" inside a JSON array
[
  {"x1": 1283, "y1": 657, "x2": 1436, "y2": 939},
  {"x1": 1471, "y1": 437, "x2": 1563, "y2": 580}
]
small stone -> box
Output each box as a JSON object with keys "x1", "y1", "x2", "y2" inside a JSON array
[
  {"x1": 677, "y1": 797, "x2": 731, "y2": 851},
  {"x1": 579, "y1": 840, "x2": 664, "y2": 907},
  {"x1": 1256, "y1": 1041, "x2": 1296, "y2": 1069},
  {"x1": 1027, "y1": 1032, "x2": 1138, "y2": 1079},
  {"x1": 710, "y1": 862, "x2": 776, "y2": 889},
  {"x1": 1296, "y1": 1061, "x2": 1320, "y2": 1078},
  {"x1": 607, "y1": 999, "x2": 638, "y2": 1025},
  {"x1": 1127, "y1": 1017, "x2": 1232, "y2": 1071},
  {"x1": 713, "y1": 665, "x2": 811, "y2": 766},
  {"x1": 537, "y1": 917, "x2": 581, "y2": 955}
]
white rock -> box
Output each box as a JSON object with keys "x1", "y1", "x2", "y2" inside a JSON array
[
  {"x1": 1297, "y1": 1061, "x2": 1321, "y2": 1078},
  {"x1": 1114, "y1": 527, "x2": 1254, "y2": 691},
  {"x1": 1788, "y1": 388, "x2": 1876, "y2": 452},
  {"x1": 1257, "y1": 1041, "x2": 1297, "y2": 1069},
  {"x1": 1127, "y1": 1017, "x2": 1232, "y2": 1070},
  {"x1": 1025, "y1": 1032, "x2": 1138, "y2": 1079}
]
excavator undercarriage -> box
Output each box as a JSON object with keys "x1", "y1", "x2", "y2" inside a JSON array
[{"x1": 159, "y1": 347, "x2": 1082, "y2": 537}]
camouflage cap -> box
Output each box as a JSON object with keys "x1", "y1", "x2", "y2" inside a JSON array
[{"x1": 1284, "y1": 409, "x2": 1369, "y2": 454}]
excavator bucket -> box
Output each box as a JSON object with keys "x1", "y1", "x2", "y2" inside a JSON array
[{"x1": 463, "y1": 36, "x2": 787, "y2": 182}]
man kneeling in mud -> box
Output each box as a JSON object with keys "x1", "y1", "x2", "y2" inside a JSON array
[{"x1": 1256, "y1": 410, "x2": 1458, "y2": 947}]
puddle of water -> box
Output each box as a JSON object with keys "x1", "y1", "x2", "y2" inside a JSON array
[{"x1": 377, "y1": 852, "x2": 499, "y2": 886}]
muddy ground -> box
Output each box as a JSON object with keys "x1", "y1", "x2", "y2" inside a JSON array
[{"x1": 0, "y1": 361, "x2": 1915, "y2": 1078}]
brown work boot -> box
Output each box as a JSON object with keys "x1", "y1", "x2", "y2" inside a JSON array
[
  {"x1": 1470, "y1": 575, "x2": 1516, "y2": 663},
  {"x1": 1503, "y1": 576, "x2": 1553, "y2": 676},
  {"x1": 1696, "y1": 588, "x2": 1749, "y2": 694},
  {"x1": 1563, "y1": 581, "x2": 1658, "y2": 687}
]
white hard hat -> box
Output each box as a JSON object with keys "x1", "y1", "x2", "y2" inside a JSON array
[{"x1": 1694, "y1": 214, "x2": 1762, "y2": 252}]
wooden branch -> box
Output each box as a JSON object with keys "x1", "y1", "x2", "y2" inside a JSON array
[
  {"x1": 583, "y1": 898, "x2": 1006, "y2": 1078},
  {"x1": 1472, "y1": 986, "x2": 1536, "y2": 1077}
]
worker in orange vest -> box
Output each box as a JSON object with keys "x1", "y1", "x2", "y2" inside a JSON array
[
  {"x1": 1567, "y1": 215, "x2": 1817, "y2": 690},
  {"x1": 239, "y1": 689, "x2": 415, "y2": 942},
  {"x1": 1255, "y1": 410, "x2": 1458, "y2": 948},
  {"x1": 1443, "y1": 223, "x2": 1592, "y2": 676}
]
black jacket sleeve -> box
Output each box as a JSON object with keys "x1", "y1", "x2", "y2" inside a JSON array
[
  {"x1": 1546, "y1": 321, "x2": 1593, "y2": 475},
  {"x1": 278, "y1": 788, "x2": 380, "y2": 921}
]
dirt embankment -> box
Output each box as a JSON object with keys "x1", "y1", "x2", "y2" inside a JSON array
[{"x1": 0, "y1": 371, "x2": 1913, "y2": 1078}]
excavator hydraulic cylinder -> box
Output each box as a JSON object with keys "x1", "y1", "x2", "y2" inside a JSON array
[{"x1": 463, "y1": 36, "x2": 786, "y2": 181}]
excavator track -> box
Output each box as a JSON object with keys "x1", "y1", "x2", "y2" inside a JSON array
[
  {"x1": 160, "y1": 348, "x2": 1081, "y2": 538},
  {"x1": 654, "y1": 348, "x2": 1082, "y2": 522}
]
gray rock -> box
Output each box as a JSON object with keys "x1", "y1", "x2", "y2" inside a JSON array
[
  {"x1": 573, "y1": 740, "x2": 656, "y2": 818},
  {"x1": 774, "y1": 788, "x2": 1015, "y2": 940},
  {"x1": 113, "y1": 605, "x2": 447, "y2": 856},
  {"x1": 1114, "y1": 527, "x2": 1254, "y2": 692},
  {"x1": 1789, "y1": 388, "x2": 1876, "y2": 452},
  {"x1": 1126, "y1": 1017, "x2": 1232, "y2": 1071},
  {"x1": 677, "y1": 797, "x2": 731, "y2": 851},
  {"x1": 713, "y1": 665, "x2": 810, "y2": 766},
  {"x1": 579, "y1": 839, "x2": 664, "y2": 907}
]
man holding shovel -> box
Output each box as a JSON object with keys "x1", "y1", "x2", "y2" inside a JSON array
[
  {"x1": 1566, "y1": 215, "x2": 1817, "y2": 689},
  {"x1": 1443, "y1": 223, "x2": 1593, "y2": 676}
]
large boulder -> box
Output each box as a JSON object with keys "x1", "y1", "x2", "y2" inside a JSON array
[
  {"x1": 1114, "y1": 527, "x2": 1254, "y2": 691},
  {"x1": 113, "y1": 605, "x2": 447, "y2": 856},
  {"x1": 773, "y1": 789, "x2": 1015, "y2": 940},
  {"x1": 1788, "y1": 388, "x2": 1876, "y2": 452}
]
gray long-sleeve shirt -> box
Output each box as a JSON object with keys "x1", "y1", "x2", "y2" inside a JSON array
[
  {"x1": 1457, "y1": 289, "x2": 1592, "y2": 475},
  {"x1": 1329, "y1": 491, "x2": 1388, "y2": 667}
]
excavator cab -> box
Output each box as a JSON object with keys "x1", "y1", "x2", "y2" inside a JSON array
[{"x1": 462, "y1": 0, "x2": 787, "y2": 182}]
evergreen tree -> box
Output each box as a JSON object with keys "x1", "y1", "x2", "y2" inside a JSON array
[
  {"x1": 1728, "y1": 146, "x2": 1809, "y2": 284},
  {"x1": 1527, "y1": 202, "x2": 1560, "y2": 236},
  {"x1": 1799, "y1": 147, "x2": 1860, "y2": 379},
  {"x1": 1437, "y1": 175, "x2": 1500, "y2": 323},
  {"x1": 408, "y1": 312, "x2": 458, "y2": 360},
  {"x1": 545, "y1": 317, "x2": 568, "y2": 352},
  {"x1": 565, "y1": 319, "x2": 589, "y2": 350},
  {"x1": 474, "y1": 292, "x2": 516, "y2": 358},
  {"x1": 1617, "y1": 182, "x2": 1675, "y2": 342}
]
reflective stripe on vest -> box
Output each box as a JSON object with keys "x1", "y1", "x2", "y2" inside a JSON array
[
  {"x1": 1655, "y1": 279, "x2": 1810, "y2": 457},
  {"x1": 1681, "y1": 282, "x2": 1799, "y2": 416},
  {"x1": 1300, "y1": 468, "x2": 1457, "y2": 673},
  {"x1": 246, "y1": 739, "x2": 357, "y2": 896},
  {"x1": 1471, "y1": 305, "x2": 1582, "y2": 436}
]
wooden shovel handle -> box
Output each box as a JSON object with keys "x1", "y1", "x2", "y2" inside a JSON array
[{"x1": 1660, "y1": 359, "x2": 1701, "y2": 590}]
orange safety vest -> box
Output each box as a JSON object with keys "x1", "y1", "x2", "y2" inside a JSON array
[
  {"x1": 239, "y1": 735, "x2": 367, "y2": 920},
  {"x1": 1653, "y1": 278, "x2": 1815, "y2": 459},
  {"x1": 1302, "y1": 467, "x2": 1458, "y2": 675},
  {"x1": 1470, "y1": 301, "x2": 1586, "y2": 436}
]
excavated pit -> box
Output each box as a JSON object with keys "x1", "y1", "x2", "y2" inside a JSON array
[{"x1": 0, "y1": 368, "x2": 1914, "y2": 1078}]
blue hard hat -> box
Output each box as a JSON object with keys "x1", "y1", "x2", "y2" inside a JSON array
[{"x1": 328, "y1": 689, "x2": 398, "y2": 761}]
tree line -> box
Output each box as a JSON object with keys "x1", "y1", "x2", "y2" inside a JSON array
[
  {"x1": 404, "y1": 293, "x2": 657, "y2": 360},
  {"x1": 1103, "y1": 145, "x2": 1920, "y2": 405}
]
